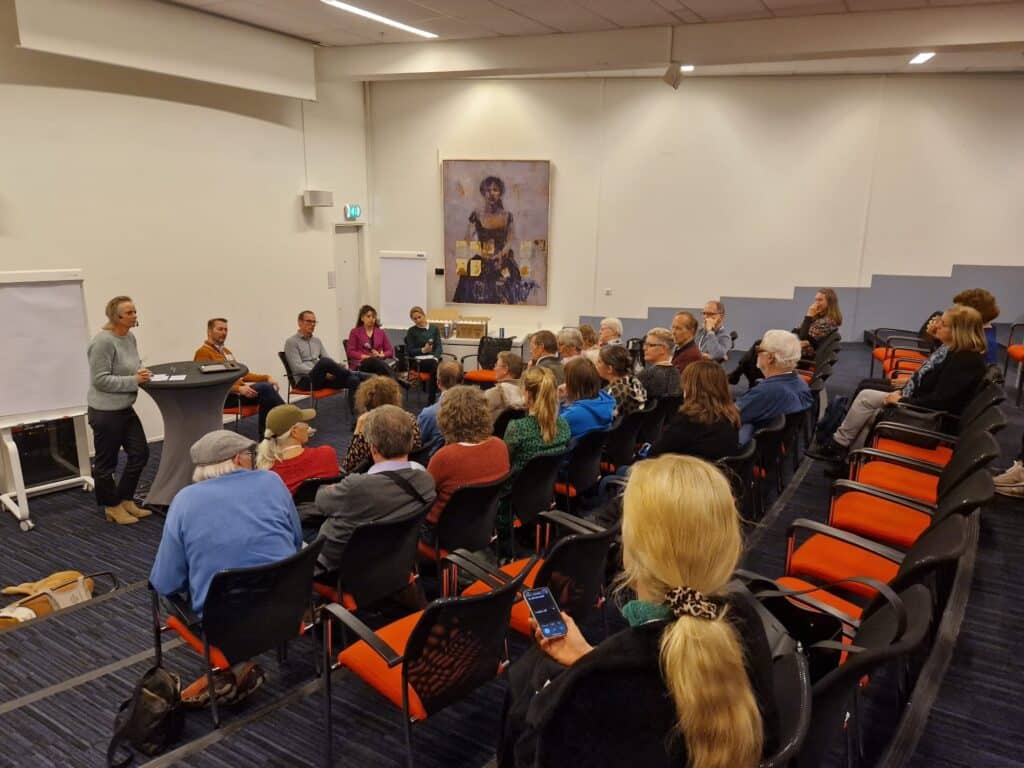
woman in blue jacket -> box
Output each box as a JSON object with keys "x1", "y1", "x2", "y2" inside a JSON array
[{"x1": 559, "y1": 357, "x2": 616, "y2": 439}]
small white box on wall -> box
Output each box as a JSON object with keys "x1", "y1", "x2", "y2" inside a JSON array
[{"x1": 302, "y1": 190, "x2": 333, "y2": 207}]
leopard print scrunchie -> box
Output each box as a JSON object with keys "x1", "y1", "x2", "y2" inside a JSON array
[{"x1": 664, "y1": 586, "x2": 720, "y2": 620}]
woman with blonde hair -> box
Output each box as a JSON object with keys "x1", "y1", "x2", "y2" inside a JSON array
[
  {"x1": 500, "y1": 455, "x2": 773, "y2": 767},
  {"x1": 504, "y1": 367, "x2": 570, "y2": 475},
  {"x1": 340, "y1": 376, "x2": 422, "y2": 472},
  {"x1": 810, "y1": 303, "x2": 987, "y2": 464},
  {"x1": 256, "y1": 404, "x2": 339, "y2": 494},
  {"x1": 651, "y1": 360, "x2": 740, "y2": 460}
]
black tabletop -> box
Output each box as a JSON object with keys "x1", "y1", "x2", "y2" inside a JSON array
[{"x1": 140, "y1": 361, "x2": 249, "y2": 390}]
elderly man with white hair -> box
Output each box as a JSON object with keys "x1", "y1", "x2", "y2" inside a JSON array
[
  {"x1": 734, "y1": 330, "x2": 813, "y2": 445},
  {"x1": 150, "y1": 429, "x2": 303, "y2": 706},
  {"x1": 598, "y1": 317, "x2": 624, "y2": 347},
  {"x1": 556, "y1": 327, "x2": 584, "y2": 360}
]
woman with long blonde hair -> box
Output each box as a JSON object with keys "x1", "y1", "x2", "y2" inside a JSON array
[
  {"x1": 500, "y1": 455, "x2": 771, "y2": 767},
  {"x1": 503, "y1": 366, "x2": 571, "y2": 475}
]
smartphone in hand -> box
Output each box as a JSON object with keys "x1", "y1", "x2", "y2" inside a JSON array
[{"x1": 523, "y1": 587, "x2": 568, "y2": 639}]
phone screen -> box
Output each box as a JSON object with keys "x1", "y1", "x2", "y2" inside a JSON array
[{"x1": 523, "y1": 587, "x2": 567, "y2": 639}]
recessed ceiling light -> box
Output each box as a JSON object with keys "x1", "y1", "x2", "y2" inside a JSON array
[
  {"x1": 680, "y1": 65, "x2": 695, "y2": 72},
  {"x1": 319, "y1": 0, "x2": 438, "y2": 39},
  {"x1": 909, "y1": 52, "x2": 935, "y2": 65}
]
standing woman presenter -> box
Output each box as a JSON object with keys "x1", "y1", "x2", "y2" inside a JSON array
[{"x1": 86, "y1": 296, "x2": 152, "y2": 525}]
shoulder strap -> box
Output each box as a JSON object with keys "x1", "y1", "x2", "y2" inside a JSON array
[{"x1": 379, "y1": 470, "x2": 431, "y2": 506}]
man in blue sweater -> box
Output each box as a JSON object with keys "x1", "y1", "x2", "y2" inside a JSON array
[{"x1": 735, "y1": 330, "x2": 813, "y2": 445}]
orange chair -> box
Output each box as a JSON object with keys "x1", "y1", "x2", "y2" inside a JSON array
[
  {"x1": 461, "y1": 336, "x2": 514, "y2": 386},
  {"x1": 321, "y1": 555, "x2": 534, "y2": 768},
  {"x1": 1003, "y1": 322, "x2": 1024, "y2": 406},
  {"x1": 869, "y1": 404, "x2": 1005, "y2": 466},
  {"x1": 222, "y1": 402, "x2": 258, "y2": 431},
  {"x1": 868, "y1": 330, "x2": 932, "y2": 378},
  {"x1": 277, "y1": 351, "x2": 346, "y2": 412}
]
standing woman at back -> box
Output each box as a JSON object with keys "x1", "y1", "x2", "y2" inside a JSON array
[{"x1": 86, "y1": 296, "x2": 152, "y2": 525}]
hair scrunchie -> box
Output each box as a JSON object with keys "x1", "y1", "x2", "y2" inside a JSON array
[{"x1": 664, "y1": 586, "x2": 720, "y2": 620}]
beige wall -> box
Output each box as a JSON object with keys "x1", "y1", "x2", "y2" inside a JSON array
[
  {"x1": 0, "y1": 1, "x2": 367, "y2": 440},
  {"x1": 366, "y1": 74, "x2": 1024, "y2": 334}
]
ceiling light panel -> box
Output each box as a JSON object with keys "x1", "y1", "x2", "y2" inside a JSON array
[{"x1": 319, "y1": 0, "x2": 438, "y2": 38}]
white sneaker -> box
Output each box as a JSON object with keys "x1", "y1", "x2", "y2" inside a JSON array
[
  {"x1": 993, "y1": 461, "x2": 1024, "y2": 487},
  {"x1": 995, "y1": 483, "x2": 1024, "y2": 499}
]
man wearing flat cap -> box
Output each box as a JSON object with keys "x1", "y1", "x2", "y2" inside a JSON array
[{"x1": 150, "y1": 429, "x2": 303, "y2": 706}]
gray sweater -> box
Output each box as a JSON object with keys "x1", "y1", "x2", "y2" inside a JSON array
[
  {"x1": 283, "y1": 332, "x2": 327, "y2": 377},
  {"x1": 87, "y1": 331, "x2": 141, "y2": 411}
]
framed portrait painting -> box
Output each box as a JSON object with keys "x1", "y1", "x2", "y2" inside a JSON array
[{"x1": 442, "y1": 159, "x2": 550, "y2": 306}]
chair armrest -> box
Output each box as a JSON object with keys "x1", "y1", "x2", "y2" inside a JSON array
[
  {"x1": 892, "y1": 401, "x2": 949, "y2": 419},
  {"x1": 772, "y1": 591, "x2": 861, "y2": 634},
  {"x1": 882, "y1": 335, "x2": 929, "y2": 349},
  {"x1": 444, "y1": 549, "x2": 511, "y2": 589},
  {"x1": 787, "y1": 518, "x2": 906, "y2": 563},
  {"x1": 871, "y1": 421, "x2": 955, "y2": 446},
  {"x1": 539, "y1": 509, "x2": 605, "y2": 535},
  {"x1": 849, "y1": 447, "x2": 944, "y2": 475},
  {"x1": 459, "y1": 354, "x2": 480, "y2": 366},
  {"x1": 323, "y1": 603, "x2": 403, "y2": 667},
  {"x1": 831, "y1": 480, "x2": 936, "y2": 515}
]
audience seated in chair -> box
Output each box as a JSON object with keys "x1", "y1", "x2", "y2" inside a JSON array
[
  {"x1": 559, "y1": 357, "x2": 616, "y2": 440},
  {"x1": 499, "y1": 455, "x2": 775, "y2": 768},
  {"x1": 637, "y1": 327, "x2": 681, "y2": 399},
  {"x1": 342, "y1": 377, "x2": 422, "y2": 473},
  {"x1": 486, "y1": 351, "x2": 526, "y2": 424},
  {"x1": 504, "y1": 367, "x2": 571, "y2": 476},
  {"x1": 579, "y1": 323, "x2": 600, "y2": 361},
  {"x1": 256, "y1": 404, "x2": 339, "y2": 494},
  {"x1": 597, "y1": 344, "x2": 647, "y2": 418},
  {"x1": 149, "y1": 429, "x2": 302, "y2": 705},
  {"x1": 424, "y1": 386, "x2": 510, "y2": 546},
  {"x1": 283, "y1": 310, "x2": 365, "y2": 397},
  {"x1": 417, "y1": 360, "x2": 463, "y2": 449},
  {"x1": 556, "y1": 327, "x2": 584, "y2": 362},
  {"x1": 314, "y1": 405, "x2": 436, "y2": 577},
  {"x1": 528, "y1": 330, "x2": 564, "y2": 386},
  {"x1": 809, "y1": 304, "x2": 988, "y2": 465},
  {"x1": 650, "y1": 361, "x2": 740, "y2": 461},
  {"x1": 735, "y1": 330, "x2": 814, "y2": 446},
  {"x1": 195, "y1": 317, "x2": 284, "y2": 437},
  {"x1": 670, "y1": 311, "x2": 702, "y2": 375},
  {"x1": 695, "y1": 299, "x2": 733, "y2": 362}
]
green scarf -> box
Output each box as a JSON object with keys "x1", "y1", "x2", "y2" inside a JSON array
[{"x1": 621, "y1": 599, "x2": 673, "y2": 627}]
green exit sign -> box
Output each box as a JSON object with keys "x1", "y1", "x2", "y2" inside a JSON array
[{"x1": 344, "y1": 204, "x2": 362, "y2": 220}]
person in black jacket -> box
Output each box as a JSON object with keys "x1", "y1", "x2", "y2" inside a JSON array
[
  {"x1": 809, "y1": 304, "x2": 987, "y2": 464},
  {"x1": 500, "y1": 455, "x2": 774, "y2": 768},
  {"x1": 650, "y1": 360, "x2": 739, "y2": 459}
]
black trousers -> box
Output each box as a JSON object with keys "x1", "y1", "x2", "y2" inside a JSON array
[
  {"x1": 297, "y1": 357, "x2": 366, "y2": 392},
  {"x1": 411, "y1": 357, "x2": 439, "y2": 403},
  {"x1": 87, "y1": 406, "x2": 149, "y2": 508},
  {"x1": 226, "y1": 382, "x2": 284, "y2": 437}
]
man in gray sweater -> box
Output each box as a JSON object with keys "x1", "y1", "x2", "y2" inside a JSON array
[
  {"x1": 313, "y1": 405, "x2": 435, "y2": 576},
  {"x1": 695, "y1": 299, "x2": 734, "y2": 362},
  {"x1": 283, "y1": 310, "x2": 366, "y2": 395}
]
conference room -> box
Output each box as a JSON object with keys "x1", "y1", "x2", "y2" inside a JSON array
[{"x1": 1, "y1": 0, "x2": 1023, "y2": 766}]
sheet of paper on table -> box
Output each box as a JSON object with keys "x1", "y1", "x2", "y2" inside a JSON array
[
  {"x1": 149, "y1": 374, "x2": 170, "y2": 382},
  {"x1": 169, "y1": 375, "x2": 186, "y2": 381}
]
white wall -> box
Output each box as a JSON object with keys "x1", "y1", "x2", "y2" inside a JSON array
[
  {"x1": 0, "y1": 1, "x2": 367, "y2": 441},
  {"x1": 366, "y1": 73, "x2": 1024, "y2": 332}
]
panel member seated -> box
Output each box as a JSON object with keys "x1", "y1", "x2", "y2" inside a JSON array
[
  {"x1": 194, "y1": 317, "x2": 284, "y2": 437},
  {"x1": 314, "y1": 405, "x2": 436, "y2": 576},
  {"x1": 283, "y1": 310, "x2": 365, "y2": 398},
  {"x1": 404, "y1": 305, "x2": 443, "y2": 402}
]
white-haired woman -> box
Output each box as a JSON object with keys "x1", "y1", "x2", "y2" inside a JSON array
[
  {"x1": 256, "y1": 404, "x2": 340, "y2": 494},
  {"x1": 499, "y1": 455, "x2": 775, "y2": 767},
  {"x1": 734, "y1": 330, "x2": 814, "y2": 445}
]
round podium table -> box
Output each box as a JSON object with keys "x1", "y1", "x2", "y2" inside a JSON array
[{"x1": 140, "y1": 361, "x2": 247, "y2": 507}]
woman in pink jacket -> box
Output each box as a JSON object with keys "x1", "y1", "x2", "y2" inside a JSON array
[{"x1": 345, "y1": 305, "x2": 401, "y2": 382}]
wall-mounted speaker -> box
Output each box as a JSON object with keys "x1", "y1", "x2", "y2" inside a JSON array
[{"x1": 302, "y1": 190, "x2": 334, "y2": 207}]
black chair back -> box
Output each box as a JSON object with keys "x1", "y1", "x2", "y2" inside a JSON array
[
  {"x1": 476, "y1": 336, "x2": 514, "y2": 370},
  {"x1": 508, "y1": 450, "x2": 569, "y2": 527},
  {"x1": 534, "y1": 523, "x2": 618, "y2": 625},
  {"x1": 891, "y1": 513, "x2": 969, "y2": 618},
  {"x1": 335, "y1": 505, "x2": 430, "y2": 608},
  {"x1": 277, "y1": 350, "x2": 303, "y2": 391},
  {"x1": 638, "y1": 394, "x2": 683, "y2": 445},
  {"x1": 957, "y1": 382, "x2": 1006, "y2": 432},
  {"x1": 403, "y1": 564, "x2": 529, "y2": 716},
  {"x1": 625, "y1": 337, "x2": 644, "y2": 371},
  {"x1": 935, "y1": 430, "x2": 999, "y2": 498},
  {"x1": 409, "y1": 440, "x2": 441, "y2": 466},
  {"x1": 801, "y1": 584, "x2": 932, "y2": 767},
  {"x1": 292, "y1": 475, "x2": 342, "y2": 505},
  {"x1": 759, "y1": 650, "x2": 811, "y2": 768},
  {"x1": 753, "y1": 414, "x2": 786, "y2": 469},
  {"x1": 602, "y1": 408, "x2": 648, "y2": 468},
  {"x1": 493, "y1": 407, "x2": 527, "y2": 438},
  {"x1": 435, "y1": 474, "x2": 510, "y2": 554},
  {"x1": 565, "y1": 429, "x2": 607, "y2": 496},
  {"x1": 933, "y1": 469, "x2": 993, "y2": 524},
  {"x1": 202, "y1": 538, "x2": 324, "y2": 665},
  {"x1": 716, "y1": 438, "x2": 757, "y2": 519}
]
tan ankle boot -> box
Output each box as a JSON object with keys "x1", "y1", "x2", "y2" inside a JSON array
[
  {"x1": 120, "y1": 500, "x2": 152, "y2": 518},
  {"x1": 104, "y1": 505, "x2": 138, "y2": 525}
]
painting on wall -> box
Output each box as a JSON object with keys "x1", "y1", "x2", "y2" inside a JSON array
[{"x1": 442, "y1": 159, "x2": 550, "y2": 306}]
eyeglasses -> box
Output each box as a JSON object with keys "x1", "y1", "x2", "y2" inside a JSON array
[
  {"x1": 246, "y1": 446, "x2": 258, "y2": 464},
  {"x1": 643, "y1": 342, "x2": 667, "y2": 347},
  {"x1": 301, "y1": 319, "x2": 318, "y2": 325},
  {"x1": 701, "y1": 311, "x2": 722, "y2": 316}
]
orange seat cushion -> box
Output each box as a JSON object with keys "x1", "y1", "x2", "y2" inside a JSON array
[
  {"x1": 337, "y1": 610, "x2": 428, "y2": 721},
  {"x1": 553, "y1": 482, "x2": 577, "y2": 498},
  {"x1": 417, "y1": 540, "x2": 449, "y2": 561},
  {"x1": 312, "y1": 582, "x2": 357, "y2": 611},
  {"x1": 775, "y1": 575, "x2": 864, "y2": 622},
  {"x1": 853, "y1": 462, "x2": 939, "y2": 505},
  {"x1": 1007, "y1": 345, "x2": 1024, "y2": 362},
  {"x1": 874, "y1": 347, "x2": 926, "y2": 363},
  {"x1": 873, "y1": 438, "x2": 952, "y2": 466},
  {"x1": 462, "y1": 558, "x2": 542, "y2": 636},
  {"x1": 829, "y1": 491, "x2": 930, "y2": 550},
  {"x1": 224, "y1": 405, "x2": 259, "y2": 417},
  {"x1": 882, "y1": 358, "x2": 924, "y2": 377},
  {"x1": 292, "y1": 387, "x2": 340, "y2": 399},
  {"x1": 464, "y1": 370, "x2": 497, "y2": 384},
  {"x1": 787, "y1": 534, "x2": 899, "y2": 600}
]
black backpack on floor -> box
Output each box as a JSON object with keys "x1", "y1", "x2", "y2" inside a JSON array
[{"x1": 107, "y1": 665, "x2": 184, "y2": 766}]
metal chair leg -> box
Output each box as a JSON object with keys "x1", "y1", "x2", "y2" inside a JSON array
[
  {"x1": 323, "y1": 617, "x2": 334, "y2": 768},
  {"x1": 204, "y1": 639, "x2": 221, "y2": 728}
]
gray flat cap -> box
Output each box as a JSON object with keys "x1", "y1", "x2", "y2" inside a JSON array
[{"x1": 190, "y1": 430, "x2": 255, "y2": 465}]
